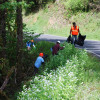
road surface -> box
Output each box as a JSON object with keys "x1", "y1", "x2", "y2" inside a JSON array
[{"x1": 33, "y1": 34, "x2": 100, "y2": 59}]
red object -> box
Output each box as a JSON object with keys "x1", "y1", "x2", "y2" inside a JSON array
[
  {"x1": 39, "y1": 53, "x2": 44, "y2": 57},
  {"x1": 71, "y1": 26, "x2": 79, "y2": 35}
]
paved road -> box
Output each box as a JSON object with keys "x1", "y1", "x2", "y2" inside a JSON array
[{"x1": 34, "y1": 34, "x2": 100, "y2": 59}]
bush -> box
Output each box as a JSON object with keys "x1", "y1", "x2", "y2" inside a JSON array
[
  {"x1": 20, "y1": 41, "x2": 54, "y2": 76},
  {"x1": 64, "y1": 0, "x2": 89, "y2": 14}
]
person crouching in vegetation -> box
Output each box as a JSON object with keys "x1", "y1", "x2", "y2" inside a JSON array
[
  {"x1": 31, "y1": 40, "x2": 36, "y2": 48},
  {"x1": 70, "y1": 22, "x2": 80, "y2": 45},
  {"x1": 34, "y1": 53, "x2": 44, "y2": 74},
  {"x1": 52, "y1": 41, "x2": 64, "y2": 55},
  {"x1": 26, "y1": 41, "x2": 31, "y2": 50}
]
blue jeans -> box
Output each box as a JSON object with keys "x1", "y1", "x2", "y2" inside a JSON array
[{"x1": 72, "y1": 35, "x2": 77, "y2": 45}]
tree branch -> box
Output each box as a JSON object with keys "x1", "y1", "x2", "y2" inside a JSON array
[{"x1": 0, "y1": 66, "x2": 15, "y2": 92}]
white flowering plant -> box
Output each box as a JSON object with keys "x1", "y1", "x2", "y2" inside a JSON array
[{"x1": 17, "y1": 42, "x2": 96, "y2": 100}]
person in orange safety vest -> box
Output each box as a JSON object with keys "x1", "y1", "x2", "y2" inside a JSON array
[{"x1": 70, "y1": 22, "x2": 80, "y2": 45}]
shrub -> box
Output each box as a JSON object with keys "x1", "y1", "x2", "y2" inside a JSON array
[
  {"x1": 64, "y1": 0, "x2": 89, "y2": 16},
  {"x1": 21, "y1": 41, "x2": 54, "y2": 75}
]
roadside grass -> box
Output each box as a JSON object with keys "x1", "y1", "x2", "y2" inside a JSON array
[
  {"x1": 75, "y1": 81, "x2": 100, "y2": 100},
  {"x1": 23, "y1": 10, "x2": 49, "y2": 33},
  {"x1": 45, "y1": 27, "x2": 68, "y2": 37},
  {"x1": 23, "y1": 3, "x2": 100, "y2": 40},
  {"x1": 16, "y1": 42, "x2": 100, "y2": 100},
  {"x1": 75, "y1": 55, "x2": 100, "y2": 100},
  {"x1": 69, "y1": 12, "x2": 100, "y2": 41}
]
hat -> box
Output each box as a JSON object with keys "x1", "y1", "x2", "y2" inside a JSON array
[
  {"x1": 57, "y1": 41, "x2": 60, "y2": 44},
  {"x1": 39, "y1": 53, "x2": 44, "y2": 57},
  {"x1": 31, "y1": 40, "x2": 34, "y2": 42}
]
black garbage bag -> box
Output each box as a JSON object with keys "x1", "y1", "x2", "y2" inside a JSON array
[
  {"x1": 66, "y1": 35, "x2": 72, "y2": 44},
  {"x1": 77, "y1": 33, "x2": 86, "y2": 46}
]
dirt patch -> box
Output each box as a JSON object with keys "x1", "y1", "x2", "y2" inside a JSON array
[
  {"x1": 23, "y1": 14, "x2": 38, "y2": 24},
  {"x1": 48, "y1": 16, "x2": 56, "y2": 25},
  {"x1": 48, "y1": 4, "x2": 67, "y2": 29},
  {"x1": 33, "y1": 15, "x2": 38, "y2": 23}
]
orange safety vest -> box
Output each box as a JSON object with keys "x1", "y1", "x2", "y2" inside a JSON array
[{"x1": 71, "y1": 26, "x2": 79, "y2": 35}]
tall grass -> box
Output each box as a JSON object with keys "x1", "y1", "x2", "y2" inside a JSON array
[
  {"x1": 75, "y1": 55, "x2": 100, "y2": 100},
  {"x1": 16, "y1": 42, "x2": 100, "y2": 100}
]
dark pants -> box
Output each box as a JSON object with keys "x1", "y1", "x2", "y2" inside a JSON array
[
  {"x1": 34, "y1": 66, "x2": 38, "y2": 74},
  {"x1": 72, "y1": 35, "x2": 78, "y2": 45}
]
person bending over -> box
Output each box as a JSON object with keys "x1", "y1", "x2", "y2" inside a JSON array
[
  {"x1": 52, "y1": 41, "x2": 64, "y2": 55},
  {"x1": 34, "y1": 53, "x2": 44, "y2": 74}
]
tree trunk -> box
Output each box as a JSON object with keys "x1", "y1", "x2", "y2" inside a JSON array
[
  {"x1": 0, "y1": 0, "x2": 7, "y2": 58},
  {"x1": 34, "y1": 0, "x2": 39, "y2": 5},
  {"x1": 0, "y1": 66, "x2": 15, "y2": 92},
  {"x1": 16, "y1": 0, "x2": 23, "y2": 72},
  {"x1": 0, "y1": 10, "x2": 6, "y2": 47},
  {"x1": 0, "y1": 0, "x2": 6, "y2": 47}
]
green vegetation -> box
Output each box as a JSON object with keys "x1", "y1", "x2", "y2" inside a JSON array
[
  {"x1": 17, "y1": 42, "x2": 100, "y2": 100},
  {"x1": 23, "y1": 0, "x2": 100, "y2": 40},
  {"x1": 0, "y1": 0, "x2": 100, "y2": 99}
]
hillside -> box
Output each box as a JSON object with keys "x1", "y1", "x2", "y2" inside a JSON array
[{"x1": 23, "y1": 1, "x2": 100, "y2": 41}]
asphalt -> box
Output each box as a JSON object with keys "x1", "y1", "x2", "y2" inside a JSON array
[{"x1": 33, "y1": 34, "x2": 100, "y2": 59}]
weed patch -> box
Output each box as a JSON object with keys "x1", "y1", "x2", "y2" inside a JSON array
[{"x1": 16, "y1": 42, "x2": 100, "y2": 100}]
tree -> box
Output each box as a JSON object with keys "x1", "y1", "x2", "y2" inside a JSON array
[
  {"x1": 16, "y1": 0, "x2": 23, "y2": 72},
  {"x1": 0, "y1": 0, "x2": 7, "y2": 57},
  {"x1": 0, "y1": 0, "x2": 8, "y2": 58}
]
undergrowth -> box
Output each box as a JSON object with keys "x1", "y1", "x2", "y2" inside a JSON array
[{"x1": 16, "y1": 42, "x2": 100, "y2": 100}]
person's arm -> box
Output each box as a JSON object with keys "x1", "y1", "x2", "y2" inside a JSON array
[
  {"x1": 78, "y1": 29, "x2": 80, "y2": 34},
  {"x1": 33, "y1": 44, "x2": 36, "y2": 48},
  {"x1": 59, "y1": 44, "x2": 64, "y2": 50},
  {"x1": 60, "y1": 46, "x2": 64, "y2": 50},
  {"x1": 41, "y1": 58, "x2": 44, "y2": 64}
]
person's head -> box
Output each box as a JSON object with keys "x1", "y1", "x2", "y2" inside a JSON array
[
  {"x1": 73, "y1": 22, "x2": 76, "y2": 27},
  {"x1": 57, "y1": 41, "x2": 60, "y2": 44},
  {"x1": 31, "y1": 40, "x2": 34, "y2": 42},
  {"x1": 39, "y1": 53, "x2": 44, "y2": 57}
]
